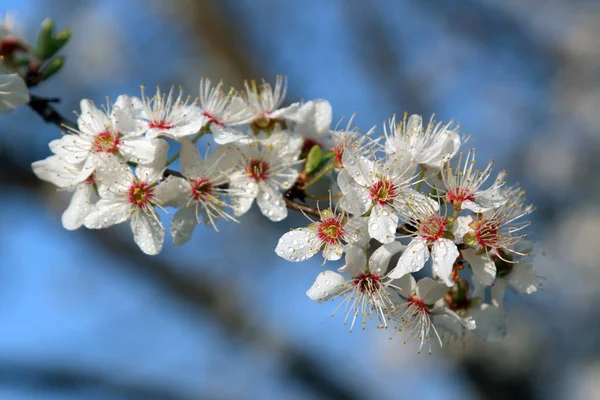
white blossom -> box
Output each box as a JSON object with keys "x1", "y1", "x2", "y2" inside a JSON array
[
  {"x1": 275, "y1": 204, "x2": 368, "y2": 263},
  {"x1": 338, "y1": 149, "x2": 418, "y2": 243},
  {"x1": 383, "y1": 114, "x2": 460, "y2": 172},
  {"x1": 197, "y1": 78, "x2": 253, "y2": 144},
  {"x1": 139, "y1": 86, "x2": 204, "y2": 140},
  {"x1": 442, "y1": 149, "x2": 506, "y2": 212},
  {"x1": 243, "y1": 76, "x2": 300, "y2": 132},
  {"x1": 52, "y1": 96, "x2": 161, "y2": 182},
  {"x1": 306, "y1": 246, "x2": 400, "y2": 331},
  {"x1": 158, "y1": 139, "x2": 246, "y2": 245},
  {"x1": 227, "y1": 131, "x2": 302, "y2": 221},
  {"x1": 83, "y1": 151, "x2": 171, "y2": 255}
]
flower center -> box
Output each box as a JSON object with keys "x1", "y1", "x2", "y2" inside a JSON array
[
  {"x1": 128, "y1": 182, "x2": 154, "y2": 208},
  {"x1": 251, "y1": 113, "x2": 282, "y2": 133},
  {"x1": 446, "y1": 187, "x2": 474, "y2": 208},
  {"x1": 246, "y1": 160, "x2": 270, "y2": 181},
  {"x1": 317, "y1": 218, "x2": 344, "y2": 245},
  {"x1": 191, "y1": 177, "x2": 213, "y2": 201},
  {"x1": 474, "y1": 219, "x2": 500, "y2": 249},
  {"x1": 369, "y1": 179, "x2": 398, "y2": 205},
  {"x1": 331, "y1": 145, "x2": 344, "y2": 167},
  {"x1": 407, "y1": 296, "x2": 430, "y2": 314},
  {"x1": 148, "y1": 120, "x2": 174, "y2": 130},
  {"x1": 202, "y1": 111, "x2": 224, "y2": 127},
  {"x1": 92, "y1": 131, "x2": 120, "y2": 153},
  {"x1": 418, "y1": 215, "x2": 447, "y2": 242},
  {"x1": 353, "y1": 272, "x2": 381, "y2": 293}
]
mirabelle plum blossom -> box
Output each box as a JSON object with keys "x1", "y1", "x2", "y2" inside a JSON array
[
  {"x1": 53, "y1": 96, "x2": 160, "y2": 182},
  {"x1": 329, "y1": 115, "x2": 375, "y2": 168},
  {"x1": 197, "y1": 78, "x2": 253, "y2": 144},
  {"x1": 275, "y1": 205, "x2": 368, "y2": 262},
  {"x1": 139, "y1": 86, "x2": 204, "y2": 139},
  {"x1": 383, "y1": 114, "x2": 460, "y2": 172},
  {"x1": 243, "y1": 75, "x2": 300, "y2": 132},
  {"x1": 155, "y1": 140, "x2": 245, "y2": 245},
  {"x1": 392, "y1": 274, "x2": 452, "y2": 353},
  {"x1": 0, "y1": 72, "x2": 29, "y2": 112},
  {"x1": 227, "y1": 131, "x2": 302, "y2": 221},
  {"x1": 460, "y1": 186, "x2": 534, "y2": 285},
  {"x1": 83, "y1": 152, "x2": 171, "y2": 255},
  {"x1": 442, "y1": 149, "x2": 506, "y2": 212},
  {"x1": 338, "y1": 149, "x2": 418, "y2": 243},
  {"x1": 32, "y1": 155, "x2": 98, "y2": 230},
  {"x1": 387, "y1": 201, "x2": 458, "y2": 286},
  {"x1": 306, "y1": 247, "x2": 400, "y2": 331}
]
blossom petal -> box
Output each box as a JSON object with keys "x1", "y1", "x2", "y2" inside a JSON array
[
  {"x1": 394, "y1": 273, "x2": 417, "y2": 297},
  {"x1": 256, "y1": 182, "x2": 287, "y2": 222},
  {"x1": 490, "y1": 277, "x2": 508, "y2": 307},
  {"x1": 323, "y1": 242, "x2": 344, "y2": 261},
  {"x1": 229, "y1": 172, "x2": 258, "y2": 216},
  {"x1": 306, "y1": 271, "x2": 348, "y2": 302},
  {"x1": 462, "y1": 248, "x2": 497, "y2": 287},
  {"x1": 469, "y1": 304, "x2": 507, "y2": 342},
  {"x1": 135, "y1": 139, "x2": 168, "y2": 182},
  {"x1": 78, "y1": 99, "x2": 110, "y2": 133},
  {"x1": 49, "y1": 135, "x2": 91, "y2": 165},
  {"x1": 338, "y1": 245, "x2": 367, "y2": 276},
  {"x1": 415, "y1": 277, "x2": 448, "y2": 305},
  {"x1": 295, "y1": 99, "x2": 332, "y2": 138},
  {"x1": 179, "y1": 138, "x2": 204, "y2": 179},
  {"x1": 368, "y1": 205, "x2": 398, "y2": 244},
  {"x1": 62, "y1": 183, "x2": 98, "y2": 230},
  {"x1": 338, "y1": 180, "x2": 371, "y2": 216},
  {"x1": 451, "y1": 215, "x2": 473, "y2": 244},
  {"x1": 84, "y1": 199, "x2": 131, "y2": 229},
  {"x1": 507, "y1": 263, "x2": 538, "y2": 294},
  {"x1": 343, "y1": 216, "x2": 370, "y2": 246},
  {"x1": 0, "y1": 73, "x2": 30, "y2": 112},
  {"x1": 369, "y1": 241, "x2": 404, "y2": 275},
  {"x1": 170, "y1": 206, "x2": 197, "y2": 246},
  {"x1": 431, "y1": 238, "x2": 459, "y2": 287},
  {"x1": 131, "y1": 210, "x2": 164, "y2": 255},
  {"x1": 154, "y1": 176, "x2": 190, "y2": 208},
  {"x1": 32, "y1": 155, "x2": 79, "y2": 188},
  {"x1": 275, "y1": 228, "x2": 320, "y2": 262},
  {"x1": 341, "y1": 149, "x2": 375, "y2": 187},
  {"x1": 388, "y1": 237, "x2": 429, "y2": 279},
  {"x1": 211, "y1": 125, "x2": 248, "y2": 145},
  {"x1": 119, "y1": 136, "x2": 159, "y2": 164}
]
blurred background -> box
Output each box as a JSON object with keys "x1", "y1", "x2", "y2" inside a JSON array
[{"x1": 1, "y1": 0, "x2": 599, "y2": 399}]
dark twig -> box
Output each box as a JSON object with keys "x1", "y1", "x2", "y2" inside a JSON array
[{"x1": 27, "y1": 94, "x2": 77, "y2": 130}]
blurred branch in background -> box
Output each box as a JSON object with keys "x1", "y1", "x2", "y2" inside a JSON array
[{"x1": 0, "y1": 359, "x2": 201, "y2": 400}]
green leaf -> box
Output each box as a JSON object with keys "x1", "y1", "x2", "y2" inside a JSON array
[
  {"x1": 314, "y1": 151, "x2": 335, "y2": 172},
  {"x1": 50, "y1": 28, "x2": 71, "y2": 57},
  {"x1": 37, "y1": 18, "x2": 55, "y2": 60},
  {"x1": 305, "y1": 145, "x2": 323, "y2": 175},
  {"x1": 41, "y1": 56, "x2": 65, "y2": 80}
]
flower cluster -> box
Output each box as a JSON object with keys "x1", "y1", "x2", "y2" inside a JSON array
[
  {"x1": 276, "y1": 113, "x2": 538, "y2": 353},
  {"x1": 11, "y1": 11, "x2": 537, "y2": 351}
]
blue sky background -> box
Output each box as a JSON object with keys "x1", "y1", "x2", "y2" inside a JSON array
[{"x1": 2, "y1": 1, "x2": 597, "y2": 399}]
